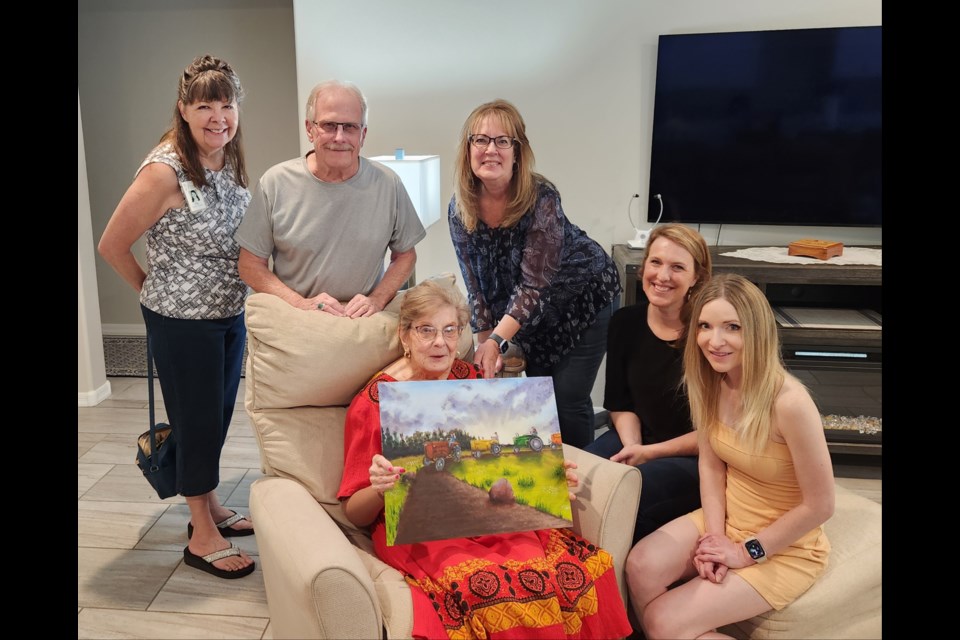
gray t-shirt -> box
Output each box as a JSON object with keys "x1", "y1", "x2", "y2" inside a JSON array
[{"x1": 234, "y1": 153, "x2": 426, "y2": 300}]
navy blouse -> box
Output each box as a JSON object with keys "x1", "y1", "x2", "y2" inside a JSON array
[{"x1": 449, "y1": 181, "x2": 621, "y2": 368}]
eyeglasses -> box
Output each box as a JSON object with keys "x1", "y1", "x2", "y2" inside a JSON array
[
  {"x1": 312, "y1": 121, "x2": 364, "y2": 135},
  {"x1": 413, "y1": 324, "x2": 463, "y2": 342},
  {"x1": 469, "y1": 134, "x2": 517, "y2": 150}
]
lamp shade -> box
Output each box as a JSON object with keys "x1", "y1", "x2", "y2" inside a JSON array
[{"x1": 369, "y1": 154, "x2": 441, "y2": 229}]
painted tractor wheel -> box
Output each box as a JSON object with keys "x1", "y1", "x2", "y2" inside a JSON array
[
  {"x1": 453, "y1": 448, "x2": 462, "y2": 462},
  {"x1": 423, "y1": 456, "x2": 432, "y2": 467},
  {"x1": 435, "y1": 457, "x2": 446, "y2": 472},
  {"x1": 491, "y1": 444, "x2": 502, "y2": 456},
  {"x1": 473, "y1": 451, "x2": 481, "y2": 459},
  {"x1": 514, "y1": 446, "x2": 521, "y2": 454},
  {"x1": 529, "y1": 437, "x2": 544, "y2": 452}
]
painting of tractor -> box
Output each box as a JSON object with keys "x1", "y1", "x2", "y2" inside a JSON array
[
  {"x1": 511, "y1": 432, "x2": 544, "y2": 454},
  {"x1": 549, "y1": 433, "x2": 562, "y2": 449},
  {"x1": 423, "y1": 440, "x2": 461, "y2": 472},
  {"x1": 469, "y1": 437, "x2": 503, "y2": 459}
]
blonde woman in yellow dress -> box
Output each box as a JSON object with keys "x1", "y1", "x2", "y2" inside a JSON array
[{"x1": 625, "y1": 274, "x2": 835, "y2": 639}]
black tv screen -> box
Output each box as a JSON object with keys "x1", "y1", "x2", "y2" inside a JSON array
[{"x1": 647, "y1": 26, "x2": 882, "y2": 227}]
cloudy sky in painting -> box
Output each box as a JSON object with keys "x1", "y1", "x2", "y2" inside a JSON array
[{"x1": 379, "y1": 376, "x2": 560, "y2": 439}]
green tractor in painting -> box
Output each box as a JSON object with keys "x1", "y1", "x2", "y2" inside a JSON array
[{"x1": 511, "y1": 432, "x2": 544, "y2": 454}]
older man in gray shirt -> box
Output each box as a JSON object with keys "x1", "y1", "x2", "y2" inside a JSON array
[{"x1": 235, "y1": 80, "x2": 425, "y2": 318}]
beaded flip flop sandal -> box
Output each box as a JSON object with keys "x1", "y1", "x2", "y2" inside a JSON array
[
  {"x1": 187, "y1": 510, "x2": 254, "y2": 539},
  {"x1": 183, "y1": 543, "x2": 255, "y2": 579}
]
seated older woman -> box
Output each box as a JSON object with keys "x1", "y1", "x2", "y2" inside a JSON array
[{"x1": 337, "y1": 280, "x2": 631, "y2": 640}]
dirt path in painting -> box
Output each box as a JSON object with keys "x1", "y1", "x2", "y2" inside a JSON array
[{"x1": 393, "y1": 468, "x2": 571, "y2": 545}]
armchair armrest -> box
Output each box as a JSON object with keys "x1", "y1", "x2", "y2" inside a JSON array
[
  {"x1": 563, "y1": 445, "x2": 642, "y2": 605},
  {"x1": 249, "y1": 476, "x2": 384, "y2": 640}
]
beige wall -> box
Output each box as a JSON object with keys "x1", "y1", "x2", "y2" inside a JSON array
[
  {"x1": 78, "y1": 0, "x2": 882, "y2": 404},
  {"x1": 79, "y1": 0, "x2": 299, "y2": 327},
  {"x1": 291, "y1": 0, "x2": 882, "y2": 404},
  {"x1": 292, "y1": 0, "x2": 882, "y2": 293}
]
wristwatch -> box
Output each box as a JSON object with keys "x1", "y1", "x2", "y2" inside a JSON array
[
  {"x1": 488, "y1": 332, "x2": 510, "y2": 354},
  {"x1": 744, "y1": 537, "x2": 767, "y2": 564}
]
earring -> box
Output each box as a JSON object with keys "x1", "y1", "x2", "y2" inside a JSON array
[{"x1": 402, "y1": 343, "x2": 410, "y2": 358}]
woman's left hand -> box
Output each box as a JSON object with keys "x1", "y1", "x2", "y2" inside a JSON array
[
  {"x1": 564, "y1": 460, "x2": 579, "y2": 501},
  {"x1": 473, "y1": 339, "x2": 503, "y2": 379},
  {"x1": 694, "y1": 532, "x2": 753, "y2": 570},
  {"x1": 610, "y1": 443, "x2": 651, "y2": 466}
]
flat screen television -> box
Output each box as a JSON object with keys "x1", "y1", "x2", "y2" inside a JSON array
[{"x1": 647, "y1": 26, "x2": 882, "y2": 227}]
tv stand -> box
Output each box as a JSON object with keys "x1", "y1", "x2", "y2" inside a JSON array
[{"x1": 612, "y1": 244, "x2": 882, "y2": 456}]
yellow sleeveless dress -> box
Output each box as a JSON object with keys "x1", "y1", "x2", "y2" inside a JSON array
[{"x1": 687, "y1": 424, "x2": 830, "y2": 610}]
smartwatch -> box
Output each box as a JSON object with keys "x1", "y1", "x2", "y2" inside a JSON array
[
  {"x1": 488, "y1": 332, "x2": 510, "y2": 354},
  {"x1": 744, "y1": 538, "x2": 767, "y2": 564}
]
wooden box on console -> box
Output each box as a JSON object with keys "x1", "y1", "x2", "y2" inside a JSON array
[{"x1": 788, "y1": 239, "x2": 844, "y2": 260}]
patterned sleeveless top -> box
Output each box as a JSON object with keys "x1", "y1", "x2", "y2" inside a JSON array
[{"x1": 138, "y1": 143, "x2": 251, "y2": 319}]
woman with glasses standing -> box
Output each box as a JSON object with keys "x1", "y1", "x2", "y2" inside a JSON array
[
  {"x1": 449, "y1": 99, "x2": 621, "y2": 449},
  {"x1": 338, "y1": 280, "x2": 632, "y2": 640},
  {"x1": 98, "y1": 55, "x2": 255, "y2": 579}
]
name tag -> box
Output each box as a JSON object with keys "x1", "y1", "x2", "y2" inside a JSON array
[{"x1": 180, "y1": 180, "x2": 207, "y2": 213}]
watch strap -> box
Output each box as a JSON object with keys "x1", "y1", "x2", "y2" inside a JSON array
[{"x1": 489, "y1": 332, "x2": 509, "y2": 354}]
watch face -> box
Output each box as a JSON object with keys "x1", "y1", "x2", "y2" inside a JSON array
[{"x1": 745, "y1": 538, "x2": 765, "y2": 560}]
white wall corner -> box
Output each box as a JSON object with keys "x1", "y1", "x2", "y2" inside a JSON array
[
  {"x1": 78, "y1": 380, "x2": 112, "y2": 407},
  {"x1": 79, "y1": 93, "x2": 111, "y2": 403}
]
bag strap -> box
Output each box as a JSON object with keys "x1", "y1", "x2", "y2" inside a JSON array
[{"x1": 146, "y1": 334, "x2": 161, "y2": 459}]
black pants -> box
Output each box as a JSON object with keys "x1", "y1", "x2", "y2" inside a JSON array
[
  {"x1": 526, "y1": 300, "x2": 618, "y2": 449},
  {"x1": 142, "y1": 305, "x2": 245, "y2": 497},
  {"x1": 585, "y1": 429, "x2": 700, "y2": 543}
]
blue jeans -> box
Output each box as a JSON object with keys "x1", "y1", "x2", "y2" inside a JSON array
[
  {"x1": 585, "y1": 429, "x2": 700, "y2": 543},
  {"x1": 526, "y1": 300, "x2": 618, "y2": 449},
  {"x1": 142, "y1": 305, "x2": 245, "y2": 497}
]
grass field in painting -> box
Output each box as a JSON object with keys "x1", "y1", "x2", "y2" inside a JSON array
[{"x1": 384, "y1": 449, "x2": 570, "y2": 544}]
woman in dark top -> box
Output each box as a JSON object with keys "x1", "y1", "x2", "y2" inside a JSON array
[
  {"x1": 448, "y1": 99, "x2": 621, "y2": 448},
  {"x1": 586, "y1": 224, "x2": 712, "y2": 543}
]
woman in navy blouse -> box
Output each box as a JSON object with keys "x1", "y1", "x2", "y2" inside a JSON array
[{"x1": 449, "y1": 99, "x2": 621, "y2": 448}]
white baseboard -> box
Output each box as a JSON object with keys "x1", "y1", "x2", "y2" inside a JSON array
[
  {"x1": 78, "y1": 380, "x2": 112, "y2": 407},
  {"x1": 102, "y1": 323, "x2": 146, "y2": 336}
]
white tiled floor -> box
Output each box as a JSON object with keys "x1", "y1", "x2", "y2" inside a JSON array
[
  {"x1": 78, "y1": 377, "x2": 880, "y2": 639},
  {"x1": 78, "y1": 377, "x2": 271, "y2": 640}
]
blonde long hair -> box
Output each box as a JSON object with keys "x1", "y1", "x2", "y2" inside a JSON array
[
  {"x1": 683, "y1": 274, "x2": 786, "y2": 452},
  {"x1": 453, "y1": 99, "x2": 548, "y2": 232}
]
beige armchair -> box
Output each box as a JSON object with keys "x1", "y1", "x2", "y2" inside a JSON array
[{"x1": 243, "y1": 275, "x2": 642, "y2": 640}]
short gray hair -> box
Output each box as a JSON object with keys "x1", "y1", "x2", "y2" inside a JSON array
[{"x1": 305, "y1": 80, "x2": 368, "y2": 125}]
